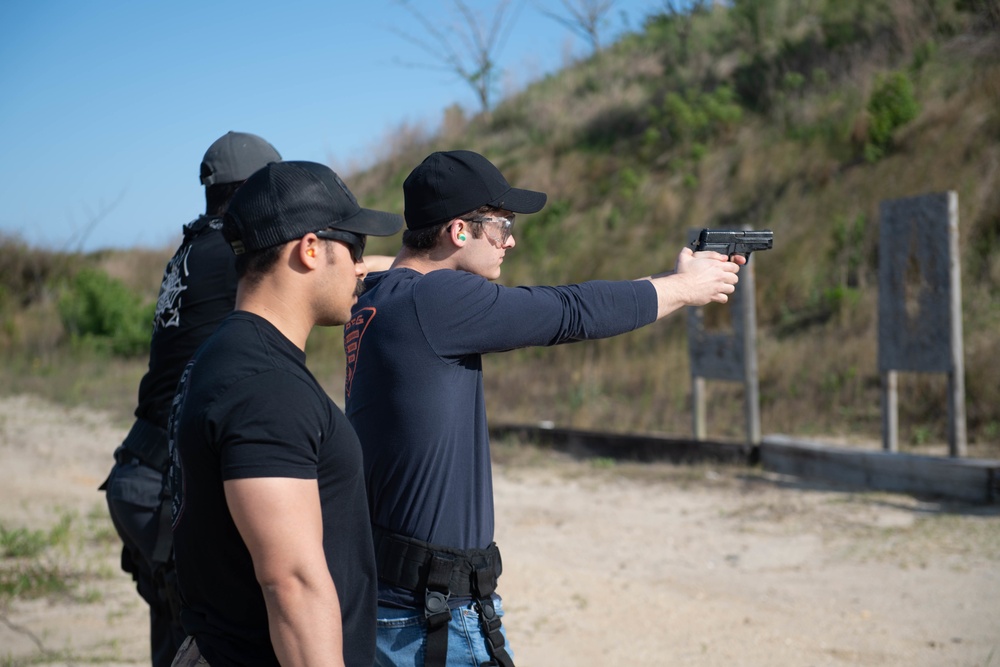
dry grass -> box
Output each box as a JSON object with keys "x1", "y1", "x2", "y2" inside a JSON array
[{"x1": 94, "y1": 247, "x2": 173, "y2": 299}]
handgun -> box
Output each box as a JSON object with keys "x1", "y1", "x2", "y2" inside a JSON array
[{"x1": 690, "y1": 229, "x2": 773, "y2": 260}]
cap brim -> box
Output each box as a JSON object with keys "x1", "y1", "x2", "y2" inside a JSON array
[
  {"x1": 490, "y1": 187, "x2": 547, "y2": 215},
  {"x1": 330, "y1": 209, "x2": 404, "y2": 237}
]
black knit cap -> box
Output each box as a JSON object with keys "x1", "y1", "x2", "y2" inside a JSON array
[
  {"x1": 223, "y1": 161, "x2": 402, "y2": 255},
  {"x1": 403, "y1": 150, "x2": 547, "y2": 230}
]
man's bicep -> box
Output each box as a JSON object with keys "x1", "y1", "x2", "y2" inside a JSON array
[{"x1": 224, "y1": 477, "x2": 326, "y2": 580}]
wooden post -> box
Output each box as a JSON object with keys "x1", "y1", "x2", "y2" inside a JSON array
[
  {"x1": 882, "y1": 370, "x2": 898, "y2": 452},
  {"x1": 946, "y1": 191, "x2": 967, "y2": 457},
  {"x1": 693, "y1": 376, "x2": 706, "y2": 441},
  {"x1": 742, "y1": 256, "x2": 761, "y2": 446}
]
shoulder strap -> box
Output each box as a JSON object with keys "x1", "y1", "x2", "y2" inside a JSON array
[{"x1": 181, "y1": 215, "x2": 222, "y2": 243}]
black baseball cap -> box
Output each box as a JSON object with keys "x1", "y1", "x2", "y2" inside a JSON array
[
  {"x1": 403, "y1": 150, "x2": 547, "y2": 230},
  {"x1": 200, "y1": 131, "x2": 282, "y2": 186},
  {"x1": 223, "y1": 161, "x2": 403, "y2": 255}
]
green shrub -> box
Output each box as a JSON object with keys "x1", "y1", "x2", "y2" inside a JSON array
[
  {"x1": 680, "y1": 87, "x2": 740, "y2": 142},
  {"x1": 782, "y1": 71, "x2": 805, "y2": 92},
  {"x1": 864, "y1": 71, "x2": 920, "y2": 162},
  {"x1": 649, "y1": 85, "x2": 742, "y2": 147},
  {"x1": 821, "y1": 284, "x2": 862, "y2": 315},
  {"x1": 57, "y1": 267, "x2": 154, "y2": 357}
]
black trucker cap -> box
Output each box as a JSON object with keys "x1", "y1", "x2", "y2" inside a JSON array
[
  {"x1": 223, "y1": 161, "x2": 403, "y2": 255},
  {"x1": 200, "y1": 131, "x2": 282, "y2": 186},
  {"x1": 402, "y1": 150, "x2": 547, "y2": 230}
]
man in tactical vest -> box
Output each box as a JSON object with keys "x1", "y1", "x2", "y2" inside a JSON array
[{"x1": 102, "y1": 131, "x2": 280, "y2": 667}]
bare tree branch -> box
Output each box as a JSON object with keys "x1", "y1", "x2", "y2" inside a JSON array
[
  {"x1": 536, "y1": 0, "x2": 616, "y2": 54},
  {"x1": 63, "y1": 188, "x2": 127, "y2": 253},
  {"x1": 390, "y1": 0, "x2": 525, "y2": 113}
]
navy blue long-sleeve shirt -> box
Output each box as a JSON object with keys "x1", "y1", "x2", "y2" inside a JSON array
[{"x1": 344, "y1": 268, "x2": 657, "y2": 606}]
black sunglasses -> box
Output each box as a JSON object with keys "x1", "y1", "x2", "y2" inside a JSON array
[{"x1": 315, "y1": 229, "x2": 366, "y2": 262}]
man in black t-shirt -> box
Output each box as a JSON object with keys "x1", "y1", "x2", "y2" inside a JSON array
[
  {"x1": 167, "y1": 161, "x2": 402, "y2": 666},
  {"x1": 102, "y1": 131, "x2": 281, "y2": 667}
]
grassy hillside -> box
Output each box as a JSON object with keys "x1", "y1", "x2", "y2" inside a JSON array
[
  {"x1": 349, "y1": 0, "x2": 1000, "y2": 454},
  {"x1": 2, "y1": 0, "x2": 998, "y2": 456}
]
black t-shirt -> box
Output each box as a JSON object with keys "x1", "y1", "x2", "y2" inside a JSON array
[
  {"x1": 135, "y1": 216, "x2": 238, "y2": 430},
  {"x1": 169, "y1": 311, "x2": 377, "y2": 667}
]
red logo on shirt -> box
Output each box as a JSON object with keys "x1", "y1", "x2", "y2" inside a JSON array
[{"x1": 344, "y1": 307, "x2": 376, "y2": 398}]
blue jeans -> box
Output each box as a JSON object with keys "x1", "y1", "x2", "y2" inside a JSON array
[{"x1": 375, "y1": 598, "x2": 512, "y2": 667}]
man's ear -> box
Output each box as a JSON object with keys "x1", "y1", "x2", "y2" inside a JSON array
[
  {"x1": 298, "y1": 234, "x2": 321, "y2": 268},
  {"x1": 450, "y1": 220, "x2": 468, "y2": 246}
]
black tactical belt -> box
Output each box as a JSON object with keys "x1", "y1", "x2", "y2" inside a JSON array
[{"x1": 373, "y1": 527, "x2": 514, "y2": 667}]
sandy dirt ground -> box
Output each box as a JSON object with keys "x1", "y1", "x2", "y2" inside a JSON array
[{"x1": 1, "y1": 393, "x2": 998, "y2": 666}]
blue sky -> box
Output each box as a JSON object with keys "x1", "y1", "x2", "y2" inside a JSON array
[{"x1": 0, "y1": 0, "x2": 661, "y2": 253}]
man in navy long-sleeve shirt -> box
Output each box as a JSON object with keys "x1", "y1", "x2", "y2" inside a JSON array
[{"x1": 344, "y1": 150, "x2": 744, "y2": 667}]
